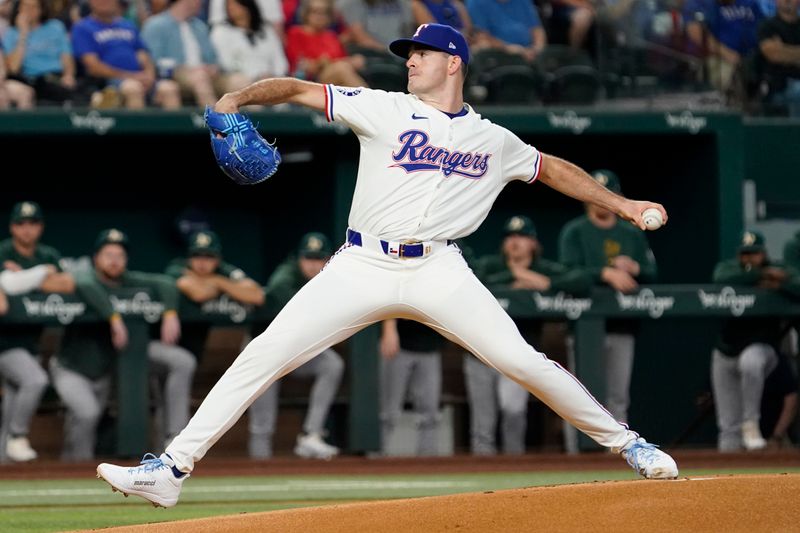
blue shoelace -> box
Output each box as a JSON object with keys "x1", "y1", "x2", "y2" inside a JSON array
[
  {"x1": 625, "y1": 441, "x2": 659, "y2": 471},
  {"x1": 127, "y1": 453, "x2": 168, "y2": 474}
]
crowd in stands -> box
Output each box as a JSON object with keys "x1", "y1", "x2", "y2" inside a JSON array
[
  {"x1": 0, "y1": 0, "x2": 798, "y2": 114},
  {"x1": 1, "y1": 170, "x2": 800, "y2": 463}
]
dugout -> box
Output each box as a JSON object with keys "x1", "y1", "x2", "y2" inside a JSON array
[{"x1": 0, "y1": 107, "x2": 787, "y2": 454}]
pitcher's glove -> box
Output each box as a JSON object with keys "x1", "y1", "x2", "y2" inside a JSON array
[{"x1": 204, "y1": 105, "x2": 281, "y2": 185}]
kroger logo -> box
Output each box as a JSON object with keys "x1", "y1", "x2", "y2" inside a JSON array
[
  {"x1": 547, "y1": 111, "x2": 592, "y2": 134},
  {"x1": 697, "y1": 287, "x2": 756, "y2": 316},
  {"x1": 111, "y1": 292, "x2": 165, "y2": 323},
  {"x1": 22, "y1": 294, "x2": 86, "y2": 325},
  {"x1": 615, "y1": 289, "x2": 675, "y2": 318},
  {"x1": 201, "y1": 295, "x2": 251, "y2": 323},
  {"x1": 69, "y1": 110, "x2": 116, "y2": 135},
  {"x1": 532, "y1": 292, "x2": 592, "y2": 319}
]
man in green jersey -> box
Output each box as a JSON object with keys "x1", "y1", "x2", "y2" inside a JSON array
[
  {"x1": 558, "y1": 171, "x2": 657, "y2": 451},
  {"x1": 50, "y1": 229, "x2": 193, "y2": 460},
  {"x1": 0, "y1": 201, "x2": 74, "y2": 462}
]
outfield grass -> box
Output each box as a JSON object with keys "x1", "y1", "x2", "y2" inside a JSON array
[{"x1": 1, "y1": 467, "x2": 797, "y2": 532}]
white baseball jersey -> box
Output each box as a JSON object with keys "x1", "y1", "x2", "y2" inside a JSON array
[{"x1": 324, "y1": 85, "x2": 542, "y2": 241}]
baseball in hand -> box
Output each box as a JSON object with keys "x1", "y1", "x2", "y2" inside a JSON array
[{"x1": 642, "y1": 208, "x2": 664, "y2": 230}]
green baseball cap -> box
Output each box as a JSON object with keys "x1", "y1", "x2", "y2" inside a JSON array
[
  {"x1": 739, "y1": 229, "x2": 766, "y2": 253},
  {"x1": 503, "y1": 215, "x2": 537, "y2": 238},
  {"x1": 298, "y1": 232, "x2": 332, "y2": 259},
  {"x1": 188, "y1": 230, "x2": 222, "y2": 257},
  {"x1": 94, "y1": 228, "x2": 129, "y2": 252},
  {"x1": 590, "y1": 169, "x2": 622, "y2": 194},
  {"x1": 10, "y1": 201, "x2": 44, "y2": 224}
]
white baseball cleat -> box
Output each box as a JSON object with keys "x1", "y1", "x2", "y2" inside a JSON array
[
  {"x1": 96, "y1": 453, "x2": 189, "y2": 508},
  {"x1": 294, "y1": 432, "x2": 339, "y2": 460},
  {"x1": 620, "y1": 438, "x2": 679, "y2": 479},
  {"x1": 741, "y1": 420, "x2": 767, "y2": 451},
  {"x1": 6, "y1": 436, "x2": 38, "y2": 462}
]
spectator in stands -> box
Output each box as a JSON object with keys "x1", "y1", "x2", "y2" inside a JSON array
[
  {"x1": 558, "y1": 171, "x2": 656, "y2": 434},
  {"x1": 72, "y1": 0, "x2": 181, "y2": 109},
  {"x1": 411, "y1": 0, "x2": 472, "y2": 39},
  {"x1": 142, "y1": 0, "x2": 246, "y2": 107},
  {"x1": 684, "y1": 0, "x2": 766, "y2": 94},
  {"x1": 757, "y1": 0, "x2": 800, "y2": 116},
  {"x1": 336, "y1": 0, "x2": 414, "y2": 54},
  {"x1": 165, "y1": 229, "x2": 265, "y2": 447},
  {"x1": 0, "y1": 47, "x2": 34, "y2": 107},
  {"x1": 466, "y1": 0, "x2": 546, "y2": 62},
  {"x1": 247, "y1": 232, "x2": 343, "y2": 459},
  {"x1": 2, "y1": 0, "x2": 79, "y2": 105},
  {"x1": 285, "y1": 0, "x2": 366, "y2": 85},
  {"x1": 464, "y1": 215, "x2": 590, "y2": 455},
  {"x1": 710, "y1": 229, "x2": 800, "y2": 451},
  {"x1": 210, "y1": 0, "x2": 288, "y2": 87},
  {"x1": 379, "y1": 319, "x2": 444, "y2": 456},
  {"x1": 0, "y1": 201, "x2": 74, "y2": 463},
  {"x1": 549, "y1": 0, "x2": 595, "y2": 50},
  {"x1": 50, "y1": 228, "x2": 193, "y2": 461},
  {"x1": 208, "y1": 0, "x2": 284, "y2": 34}
]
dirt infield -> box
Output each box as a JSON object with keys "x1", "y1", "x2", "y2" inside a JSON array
[{"x1": 97, "y1": 474, "x2": 800, "y2": 533}]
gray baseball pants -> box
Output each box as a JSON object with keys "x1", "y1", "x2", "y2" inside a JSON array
[
  {"x1": 149, "y1": 341, "x2": 197, "y2": 444},
  {"x1": 247, "y1": 348, "x2": 344, "y2": 458},
  {"x1": 0, "y1": 348, "x2": 49, "y2": 461},
  {"x1": 49, "y1": 357, "x2": 111, "y2": 461},
  {"x1": 562, "y1": 333, "x2": 634, "y2": 453},
  {"x1": 380, "y1": 348, "x2": 442, "y2": 456},
  {"x1": 463, "y1": 353, "x2": 529, "y2": 455},
  {"x1": 711, "y1": 344, "x2": 778, "y2": 451}
]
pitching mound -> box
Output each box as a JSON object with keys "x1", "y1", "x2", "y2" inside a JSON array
[{"x1": 101, "y1": 474, "x2": 799, "y2": 532}]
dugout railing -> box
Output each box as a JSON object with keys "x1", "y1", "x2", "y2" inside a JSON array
[{"x1": 1, "y1": 284, "x2": 797, "y2": 457}]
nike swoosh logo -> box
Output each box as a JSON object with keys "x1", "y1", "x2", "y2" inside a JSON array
[{"x1": 411, "y1": 113, "x2": 428, "y2": 120}]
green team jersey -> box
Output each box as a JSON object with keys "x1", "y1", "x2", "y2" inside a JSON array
[
  {"x1": 165, "y1": 257, "x2": 249, "y2": 356},
  {"x1": 0, "y1": 238, "x2": 64, "y2": 354},
  {"x1": 473, "y1": 254, "x2": 592, "y2": 295},
  {"x1": 712, "y1": 259, "x2": 800, "y2": 357},
  {"x1": 264, "y1": 256, "x2": 308, "y2": 312},
  {"x1": 557, "y1": 216, "x2": 657, "y2": 283},
  {"x1": 558, "y1": 216, "x2": 657, "y2": 333},
  {"x1": 57, "y1": 270, "x2": 179, "y2": 380}
]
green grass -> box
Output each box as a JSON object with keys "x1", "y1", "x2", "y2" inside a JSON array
[{"x1": 1, "y1": 468, "x2": 797, "y2": 532}]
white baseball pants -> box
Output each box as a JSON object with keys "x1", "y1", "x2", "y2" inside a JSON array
[{"x1": 166, "y1": 242, "x2": 635, "y2": 472}]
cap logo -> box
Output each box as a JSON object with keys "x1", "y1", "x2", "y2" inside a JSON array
[
  {"x1": 413, "y1": 24, "x2": 428, "y2": 38},
  {"x1": 20, "y1": 203, "x2": 36, "y2": 216},
  {"x1": 449, "y1": 42, "x2": 456, "y2": 49},
  {"x1": 307, "y1": 236, "x2": 323, "y2": 251},
  {"x1": 743, "y1": 232, "x2": 756, "y2": 246},
  {"x1": 195, "y1": 232, "x2": 211, "y2": 247},
  {"x1": 509, "y1": 217, "x2": 524, "y2": 231},
  {"x1": 107, "y1": 229, "x2": 124, "y2": 242}
]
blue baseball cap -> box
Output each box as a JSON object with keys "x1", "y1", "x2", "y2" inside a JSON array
[{"x1": 390, "y1": 23, "x2": 470, "y2": 66}]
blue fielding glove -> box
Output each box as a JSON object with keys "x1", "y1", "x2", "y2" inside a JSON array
[{"x1": 204, "y1": 105, "x2": 281, "y2": 185}]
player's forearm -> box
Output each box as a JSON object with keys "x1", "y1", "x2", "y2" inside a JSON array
[
  {"x1": 39, "y1": 272, "x2": 76, "y2": 293},
  {"x1": 176, "y1": 276, "x2": 220, "y2": 303},
  {"x1": 538, "y1": 154, "x2": 626, "y2": 214},
  {"x1": 761, "y1": 40, "x2": 800, "y2": 66},
  {"x1": 0, "y1": 265, "x2": 50, "y2": 295},
  {"x1": 214, "y1": 277, "x2": 265, "y2": 305},
  {"x1": 219, "y1": 77, "x2": 324, "y2": 110}
]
